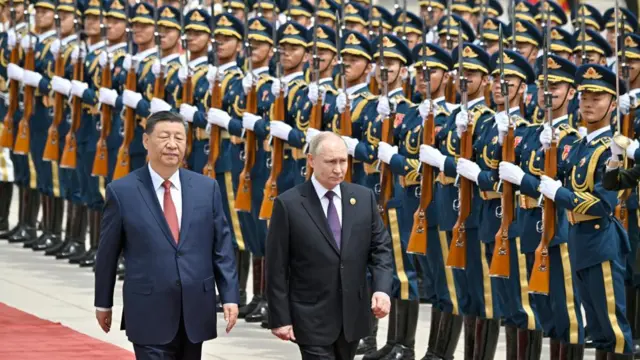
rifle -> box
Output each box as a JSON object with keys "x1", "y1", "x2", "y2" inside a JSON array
[
  {"x1": 43, "y1": 0, "x2": 65, "y2": 162},
  {"x1": 400, "y1": 0, "x2": 411, "y2": 100},
  {"x1": 510, "y1": 0, "x2": 516, "y2": 51},
  {"x1": 259, "y1": 15, "x2": 284, "y2": 220},
  {"x1": 377, "y1": 26, "x2": 394, "y2": 227},
  {"x1": 306, "y1": 10, "x2": 322, "y2": 180},
  {"x1": 529, "y1": 0, "x2": 554, "y2": 295},
  {"x1": 444, "y1": 0, "x2": 455, "y2": 104},
  {"x1": 181, "y1": 0, "x2": 193, "y2": 168},
  {"x1": 13, "y1": 6, "x2": 34, "y2": 155},
  {"x1": 447, "y1": 30, "x2": 471, "y2": 269},
  {"x1": 112, "y1": 0, "x2": 137, "y2": 180},
  {"x1": 202, "y1": 5, "x2": 221, "y2": 178},
  {"x1": 367, "y1": 2, "x2": 378, "y2": 94},
  {"x1": 92, "y1": 5, "x2": 111, "y2": 177},
  {"x1": 235, "y1": 1, "x2": 256, "y2": 212},
  {"x1": 152, "y1": 0, "x2": 164, "y2": 100},
  {"x1": 407, "y1": 19, "x2": 433, "y2": 255},
  {"x1": 337, "y1": 10, "x2": 353, "y2": 183},
  {"x1": 60, "y1": 0, "x2": 86, "y2": 168},
  {"x1": 0, "y1": 0, "x2": 19, "y2": 148},
  {"x1": 489, "y1": 25, "x2": 512, "y2": 278}
]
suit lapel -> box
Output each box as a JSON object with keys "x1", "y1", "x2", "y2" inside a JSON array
[
  {"x1": 339, "y1": 183, "x2": 354, "y2": 257},
  {"x1": 177, "y1": 169, "x2": 193, "y2": 249},
  {"x1": 136, "y1": 167, "x2": 178, "y2": 249},
  {"x1": 300, "y1": 181, "x2": 340, "y2": 255}
]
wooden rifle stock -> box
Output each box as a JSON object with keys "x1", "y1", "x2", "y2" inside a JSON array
[
  {"x1": 340, "y1": 99, "x2": 353, "y2": 183},
  {"x1": 43, "y1": 53, "x2": 66, "y2": 162},
  {"x1": 60, "y1": 54, "x2": 85, "y2": 168},
  {"x1": 528, "y1": 141, "x2": 557, "y2": 295},
  {"x1": 112, "y1": 65, "x2": 137, "y2": 180},
  {"x1": 306, "y1": 93, "x2": 323, "y2": 180},
  {"x1": 235, "y1": 83, "x2": 258, "y2": 212},
  {"x1": 153, "y1": 66, "x2": 165, "y2": 100},
  {"x1": 92, "y1": 59, "x2": 112, "y2": 177},
  {"x1": 483, "y1": 82, "x2": 492, "y2": 107},
  {"x1": 369, "y1": 77, "x2": 378, "y2": 94},
  {"x1": 0, "y1": 46, "x2": 20, "y2": 148},
  {"x1": 13, "y1": 46, "x2": 35, "y2": 155},
  {"x1": 202, "y1": 77, "x2": 222, "y2": 178},
  {"x1": 259, "y1": 89, "x2": 285, "y2": 220},
  {"x1": 445, "y1": 76, "x2": 455, "y2": 104},
  {"x1": 403, "y1": 77, "x2": 411, "y2": 102},
  {"x1": 615, "y1": 108, "x2": 635, "y2": 229},
  {"x1": 378, "y1": 113, "x2": 395, "y2": 226},
  {"x1": 182, "y1": 75, "x2": 193, "y2": 168}
]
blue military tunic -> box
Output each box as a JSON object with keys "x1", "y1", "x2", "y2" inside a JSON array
[{"x1": 134, "y1": 53, "x2": 182, "y2": 114}]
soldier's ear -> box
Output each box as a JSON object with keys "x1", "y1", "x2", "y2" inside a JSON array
[{"x1": 567, "y1": 87, "x2": 576, "y2": 101}]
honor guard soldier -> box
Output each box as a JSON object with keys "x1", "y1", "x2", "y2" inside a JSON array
[
  {"x1": 548, "y1": 26, "x2": 573, "y2": 61},
  {"x1": 572, "y1": 3, "x2": 604, "y2": 33},
  {"x1": 573, "y1": 29, "x2": 612, "y2": 67},
  {"x1": 343, "y1": 1, "x2": 369, "y2": 35},
  {"x1": 419, "y1": 0, "x2": 446, "y2": 45},
  {"x1": 506, "y1": 20, "x2": 541, "y2": 120},
  {"x1": 450, "y1": 0, "x2": 476, "y2": 29},
  {"x1": 514, "y1": 0, "x2": 538, "y2": 25},
  {"x1": 419, "y1": 42, "x2": 498, "y2": 360},
  {"x1": 538, "y1": 64, "x2": 634, "y2": 357},
  {"x1": 369, "y1": 6, "x2": 396, "y2": 37},
  {"x1": 478, "y1": 17, "x2": 507, "y2": 57},
  {"x1": 222, "y1": 0, "x2": 246, "y2": 22},
  {"x1": 602, "y1": 8, "x2": 638, "y2": 68},
  {"x1": 392, "y1": 11, "x2": 424, "y2": 51},
  {"x1": 316, "y1": 0, "x2": 340, "y2": 29},
  {"x1": 435, "y1": 14, "x2": 475, "y2": 53},
  {"x1": 500, "y1": 54, "x2": 584, "y2": 358},
  {"x1": 283, "y1": 0, "x2": 314, "y2": 28},
  {"x1": 475, "y1": 0, "x2": 503, "y2": 19},
  {"x1": 533, "y1": 0, "x2": 567, "y2": 30},
  {"x1": 251, "y1": 0, "x2": 278, "y2": 23}
]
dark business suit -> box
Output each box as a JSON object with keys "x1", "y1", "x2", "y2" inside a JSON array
[
  {"x1": 266, "y1": 180, "x2": 393, "y2": 360},
  {"x1": 94, "y1": 166, "x2": 239, "y2": 359}
]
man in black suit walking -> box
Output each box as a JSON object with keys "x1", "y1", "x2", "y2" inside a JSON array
[{"x1": 265, "y1": 131, "x2": 394, "y2": 360}]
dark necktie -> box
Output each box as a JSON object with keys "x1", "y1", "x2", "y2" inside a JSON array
[
  {"x1": 325, "y1": 191, "x2": 341, "y2": 249},
  {"x1": 162, "y1": 180, "x2": 179, "y2": 243}
]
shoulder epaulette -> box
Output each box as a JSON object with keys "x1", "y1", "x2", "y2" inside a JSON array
[
  {"x1": 512, "y1": 115, "x2": 528, "y2": 127},
  {"x1": 471, "y1": 104, "x2": 495, "y2": 115},
  {"x1": 324, "y1": 87, "x2": 338, "y2": 96},
  {"x1": 592, "y1": 136, "x2": 612, "y2": 147},
  {"x1": 256, "y1": 75, "x2": 272, "y2": 90}
]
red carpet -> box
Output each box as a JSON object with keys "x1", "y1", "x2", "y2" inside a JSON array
[{"x1": 0, "y1": 303, "x2": 133, "y2": 359}]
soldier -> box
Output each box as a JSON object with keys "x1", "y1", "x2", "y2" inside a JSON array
[
  {"x1": 316, "y1": 0, "x2": 339, "y2": 29},
  {"x1": 222, "y1": 0, "x2": 245, "y2": 21},
  {"x1": 369, "y1": 6, "x2": 396, "y2": 37},
  {"x1": 538, "y1": 64, "x2": 633, "y2": 358},
  {"x1": 572, "y1": 3, "x2": 604, "y2": 33},
  {"x1": 392, "y1": 11, "x2": 423, "y2": 51},
  {"x1": 419, "y1": 0, "x2": 446, "y2": 45},
  {"x1": 283, "y1": 0, "x2": 314, "y2": 28},
  {"x1": 435, "y1": 14, "x2": 475, "y2": 53},
  {"x1": 533, "y1": 0, "x2": 567, "y2": 30},
  {"x1": 548, "y1": 26, "x2": 573, "y2": 61},
  {"x1": 507, "y1": 20, "x2": 541, "y2": 122},
  {"x1": 251, "y1": 0, "x2": 278, "y2": 23},
  {"x1": 477, "y1": 17, "x2": 507, "y2": 57},
  {"x1": 514, "y1": 0, "x2": 538, "y2": 25},
  {"x1": 573, "y1": 29, "x2": 612, "y2": 67},
  {"x1": 343, "y1": 1, "x2": 368, "y2": 36},
  {"x1": 602, "y1": 8, "x2": 638, "y2": 68},
  {"x1": 450, "y1": 0, "x2": 476, "y2": 30}
]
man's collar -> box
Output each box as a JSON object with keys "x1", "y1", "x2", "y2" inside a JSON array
[
  {"x1": 319, "y1": 77, "x2": 333, "y2": 85},
  {"x1": 586, "y1": 125, "x2": 610, "y2": 143},
  {"x1": 388, "y1": 87, "x2": 403, "y2": 98},
  {"x1": 61, "y1": 34, "x2": 77, "y2": 47},
  {"x1": 189, "y1": 56, "x2": 208, "y2": 68},
  {"x1": 253, "y1": 66, "x2": 269, "y2": 75},
  {"x1": 11, "y1": 22, "x2": 26, "y2": 33},
  {"x1": 148, "y1": 163, "x2": 181, "y2": 191},
  {"x1": 135, "y1": 47, "x2": 158, "y2": 61},
  {"x1": 468, "y1": 97, "x2": 484, "y2": 108},
  {"x1": 161, "y1": 53, "x2": 181, "y2": 64},
  {"x1": 508, "y1": 106, "x2": 519, "y2": 115},
  {"x1": 433, "y1": 96, "x2": 446, "y2": 104},
  {"x1": 38, "y1": 30, "x2": 57, "y2": 42},
  {"x1": 551, "y1": 114, "x2": 568, "y2": 127},
  {"x1": 282, "y1": 71, "x2": 303, "y2": 84},
  {"x1": 347, "y1": 82, "x2": 368, "y2": 95},
  {"x1": 108, "y1": 42, "x2": 127, "y2": 53},
  {"x1": 88, "y1": 40, "x2": 106, "y2": 53},
  {"x1": 311, "y1": 175, "x2": 341, "y2": 200},
  {"x1": 219, "y1": 61, "x2": 237, "y2": 72}
]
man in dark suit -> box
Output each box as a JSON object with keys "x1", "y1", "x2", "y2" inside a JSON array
[
  {"x1": 266, "y1": 131, "x2": 394, "y2": 360},
  {"x1": 94, "y1": 111, "x2": 240, "y2": 360}
]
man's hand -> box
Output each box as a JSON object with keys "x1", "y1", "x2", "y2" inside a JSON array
[
  {"x1": 271, "y1": 325, "x2": 296, "y2": 341},
  {"x1": 371, "y1": 292, "x2": 391, "y2": 319},
  {"x1": 95, "y1": 309, "x2": 112, "y2": 333},
  {"x1": 223, "y1": 303, "x2": 238, "y2": 333}
]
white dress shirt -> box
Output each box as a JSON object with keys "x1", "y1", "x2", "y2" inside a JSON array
[
  {"x1": 311, "y1": 175, "x2": 342, "y2": 226},
  {"x1": 148, "y1": 164, "x2": 182, "y2": 229}
]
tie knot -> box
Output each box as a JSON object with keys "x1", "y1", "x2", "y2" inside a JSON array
[
  {"x1": 325, "y1": 191, "x2": 335, "y2": 200},
  {"x1": 162, "y1": 180, "x2": 172, "y2": 191}
]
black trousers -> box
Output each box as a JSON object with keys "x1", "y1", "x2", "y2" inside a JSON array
[
  {"x1": 133, "y1": 312, "x2": 202, "y2": 360},
  {"x1": 298, "y1": 331, "x2": 359, "y2": 360}
]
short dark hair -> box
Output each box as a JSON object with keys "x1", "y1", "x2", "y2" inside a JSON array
[{"x1": 144, "y1": 111, "x2": 187, "y2": 135}]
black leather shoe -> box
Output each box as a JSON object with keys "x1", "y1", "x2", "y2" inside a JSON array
[
  {"x1": 8, "y1": 189, "x2": 39, "y2": 244},
  {"x1": 357, "y1": 336, "x2": 378, "y2": 356},
  {"x1": 245, "y1": 299, "x2": 268, "y2": 323},
  {"x1": 0, "y1": 182, "x2": 14, "y2": 236},
  {"x1": 239, "y1": 295, "x2": 262, "y2": 318},
  {"x1": 78, "y1": 249, "x2": 97, "y2": 267},
  {"x1": 57, "y1": 242, "x2": 85, "y2": 259}
]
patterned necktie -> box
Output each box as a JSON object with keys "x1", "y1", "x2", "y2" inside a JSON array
[
  {"x1": 162, "y1": 180, "x2": 179, "y2": 243},
  {"x1": 325, "y1": 191, "x2": 341, "y2": 249}
]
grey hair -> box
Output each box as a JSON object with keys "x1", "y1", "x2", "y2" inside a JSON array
[
  {"x1": 145, "y1": 111, "x2": 189, "y2": 135},
  {"x1": 308, "y1": 131, "x2": 346, "y2": 156}
]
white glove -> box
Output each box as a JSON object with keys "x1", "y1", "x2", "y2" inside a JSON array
[
  {"x1": 207, "y1": 108, "x2": 231, "y2": 129},
  {"x1": 7, "y1": 64, "x2": 24, "y2": 82},
  {"x1": 99, "y1": 51, "x2": 109, "y2": 68},
  {"x1": 418, "y1": 100, "x2": 434, "y2": 120},
  {"x1": 342, "y1": 136, "x2": 359, "y2": 156},
  {"x1": 178, "y1": 66, "x2": 189, "y2": 84},
  {"x1": 539, "y1": 175, "x2": 562, "y2": 201},
  {"x1": 206, "y1": 65, "x2": 220, "y2": 86},
  {"x1": 50, "y1": 39, "x2": 61, "y2": 56},
  {"x1": 306, "y1": 128, "x2": 320, "y2": 144},
  {"x1": 242, "y1": 112, "x2": 261, "y2": 131},
  {"x1": 122, "y1": 89, "x2": 143, "y2": 109},
  {"x1": 578, "y1": 127, "x2": 588, "y2": 138},
  {"x1": 377, "y1": 142, "x2": 398, "y2": 164},
  {"x1": 419, "y1": 144, "x2": 446, "y2": 171},
  {"x1": 20, "y1": 34, "x2": 36, "y2": 50},
  {"x1": 377, "y1": 96, "x2": 390, "y2": 117},
  {"x1": 151, "y1": 59, "x2": 162, "y2": 77},
  {"x1": 271, "y1": 78, "x2": 282, "y2": 96},
  {"x1": 122, "y1": 54, "x2": 133, "y2": 71},
  {"x1": 456, "y1": 158, "x2": 481, "y2": 183},
  {"x1": 71, "y1": 44, "x2": 86, "y2": 63},
  {"x1": 179, "y1": 104, "x2": 197, "y2": 123},
  {"x1": 539, "y1": 125, "x2": 560, "y2": 150},
  {"x1": 51, "y1": 76, "x2": 72, "y2": 96},
  {"x1": 70, "y1": 80, "x2": 88, "y2": 98},
  {"x1": 499, "y1": 161, "x2": 525, "y2": 185},
  {"x1": 610, "y1": 138, "x2": 624, "y2": 158},
  {"x1": 242, "y1": 73, "x2": 253, "y2": 95},
  {"x1": 336, "y1": 89, "x2": 347, "y2": 114},
  {"x1": 7, "y1": 30, "x2": 16, "y2": 50},
  {"x1": 22, "y1": 70, "x2": 42, "y2": 87},
  {"x1": 366, "y1": 63, "x2": 377, "y2": 84},
  {"x1": 270, "y1": 120, "x2": 293, "y2": 140},
  {"x1": 455, "y1": 109, "x2": 469, "y2": 137},
  {"x1": 308, "y1": 82, "x2": 319, "y2": 104},
  {"x1": 150, "y1": 98, "x2": 172, "y2": 114},
  {"x1": 627, "y1": 139, "x2": 640, "y2": 159},
  {"x1": 495, "y1": 112, "x2": 509, "y2": 144},
  {"x1": 619, "y1": 93, "x2": 633, "y2": 115},
  {"x1": 98, "y1": 88, "x2": 118, "y2": 106}
]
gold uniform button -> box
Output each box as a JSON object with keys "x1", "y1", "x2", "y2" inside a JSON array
[{"x1": 595, "y1": 224, "x2": 600, "y2": 230}]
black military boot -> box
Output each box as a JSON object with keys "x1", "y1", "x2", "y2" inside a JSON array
[
  {"x1": 56, "y1": 203, "x2": 87, "y2": 259},
  {"x1": 25, "y1": 194, "x2": 50, "y2": 249},
  {"x1": 395, "y1": 300, "x2": 419, "y2": 360},
  {"x1": 420, "y1": 307, "x2": 441, "y2": 360},
  {"x1": 363, "y1": 299, "x2": 398, "y2": 360},
  {"x1": 69, "y1": 208, "x2": 95, "y2": 263},
  {"x1": 381, "y1": 300, "x2": 417, "y2": 360},
  {"x1": 431, "y1": 312, "x2": 463, "y2": 360},
  {"x1": 246, "y1": 258, "x2": 268, "y2": 323},
  {"x1": 79, "y1": 210, "x2": 101, "y2": 268},
  {"x1": 559, "y1": 343, "x2": 584, "y2": 360},
  {"x1": 236, "y1": 249, "x2": 250, "y2": 307},
  {"x1": 505, "y1": 326, "x2": 517, "y2": 360},
  {"x1": 517, "y1": 329, "x2": 542, "y2": 360},
  {"x1": 240, "y1": 257, "x2": 263, "y2": 318},
  {"x1": 33, "y1": 196, "x2": 64, "y2": 251},
  {"x1": 44, "y1": 199, "x2": 73, "y2": 256},
  {"x1": 12, "y1": 190, "x2": 41, "y2": 245},
  {"x1": 472, "y1": 318, "x2": 500, "y2": 360},
  {"x1": 1, "y1": 185, "x2": 24, "y2": 240},
  {"x1": 0, "y1": 182, "x2": 13, "y2": 235},
  {"x1": 357, "y1": 317, "x2": 379, "y2": 356},
  {"x1": 463, "y1": 316, "x2": 476, "y2": 360}
]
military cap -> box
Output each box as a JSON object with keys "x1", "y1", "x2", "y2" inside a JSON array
[
  {"x1": 412, "y1": 43, "x2": 452, "y2": 72},
  {"x1": 57, "y1": 0, "x2": 85, "y2": 15},
  {"x1": 341, "y1": 30, "x2": 373, "y2": 61},
  {"x1": 214, "y1": 14, "x2": 244, "y2": 40},
  {"x1": 373, "y1": 33, "x2": 413, "y2": 65},
  {"x1": 549, "y1": 26, "x2": 573, "y2": 54},
  {"x1": 84, "y1": 0, "x2": 103, "y2": 16},
  {"x1": 573, "y1": 29, "x2": 612, "y2": 58},
  {"x1": 418, "y1": 0, "x2": 446, "y2": 10},
  {"x1": 131, "y1": 2, "x2": 154, "y2": 25},
  {"x1": 223, "y1": 0, "x2": 244, "y2": 10},
  {"x1": 156, "y1": 5, "x2": 180, "y2": 31},
  {"x1": 350, "y1": 0, "x2": 371, "y2": 4},
  {"x1": 490, "y1": 49, "x2": 535, "y2": 84},
  {"x1": 34, "y1": 0, "x2": 56, "y2": 10},
  {"x1": 185, "y1": 8, "x2": 212, "y2": 34},
  {"x1": 619, "y1": 33, "x2": 640, "y2": 60},
  {"x1": 309, "y1": 24, "x2": 337, "y2": 53},
  {"x1": 535, "y1": 54, "x2": 576, "y2": 85},
  {"x1": 480, "y1": 17, "x2": 507, "y2": 43},
  {"x1": 247, "y1": 17, "x2": 273, "y2": 45},
  {"x1": 603, "y1": 8, "x2": 639, "y2": 33},
  {"x1": 514, "y1": 0, "x2": 538, "y2": 24},
  {"x1": 369, "y1": 5, "x2": 396, "y2": 31},
  {"x1": 572, "y1": 4, "x2": 604, "y2": 31},
  {"x1": 474, "y1": 0, "x2": 503, "y2": 18},
  {"x1": 393, "y1": 11, "x2": 424, "y2": 37},
  {"x1": 576, "y1": 64, "x2": 625, "y2": 97},
  {"x1": 437, "y1": 14, "x2": 476, "y2": 43},
  {"x1": 284, "y1": 0, "x2": 314, "y2": 19},
  {"x1": 316, "y1": 0, "x2": 340, "y2": 21},
  {"x1": 451, "y1": 0, "x2": 475, "y2": 14},
  {"x1": 278, "y1": 21, "x2": 309, "y2": 48},
  {"x1": 534, "y1": 0, "x2": 568, "y2": 26},
  {"x1": 251, "y1": 0, "x2": 277, "y2": 11},
  {"x1": 106, "y1": 0, "x2": 127, "y2": 20},
  {"x1": 507, "y1": 20, "x2": 542, "y2": 48},
  {"x1": 344, "y1": 1, "x2": 368, "y2": 26},
  {"x1": 452, "y1": 42, "x2": 490, "y2": 74}
]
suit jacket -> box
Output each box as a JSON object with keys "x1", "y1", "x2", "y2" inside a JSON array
[
  {"x1": 266, "y1": 180, "x2": 393, "y2": 346},
  {"x1": 94, "y1": 166, "x2": 239, "y2": 345},
  {"x1": 603, "y1": 164, "x2": 640, "y2": 191}
]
